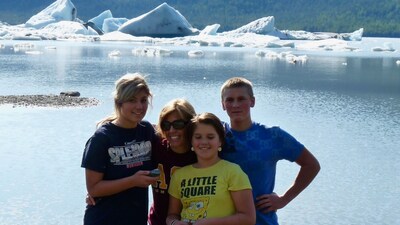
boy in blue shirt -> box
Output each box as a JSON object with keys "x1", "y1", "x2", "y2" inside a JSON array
[{"x1": 220, "y1": 77, "x2": 320, "y2": 225}]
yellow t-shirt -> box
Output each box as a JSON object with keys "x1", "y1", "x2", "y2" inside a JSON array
[{"x1": 168, "y1": 159, "x2": 252, "y2": 223}]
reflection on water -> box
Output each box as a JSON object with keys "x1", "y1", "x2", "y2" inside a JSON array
[{"x1": 0, "y1": 40, "x2": 399, "y2": 225}]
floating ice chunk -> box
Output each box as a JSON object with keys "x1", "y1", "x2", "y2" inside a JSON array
[
  {"x1": 208, "y1": 42, "x2": 220, "y2": 47},
  {"x1": 132, "y1": 46, "x2": 173, "y2": 56},
  {"x1": 188, "y1": 50, "x2": 204, "y2": 57},
  {"x1": 13, "y1": 42, "x2": 35, "y2": 49},
  {"x1": 279, "y1": 51, "x2": 308, "y2": 64},
  {"x1": 282, "y1": 42, "x2": 295, "y2": 48},
  {"x1": 372, "y1": 47, "x2": 388, "y2": 52},
  {"x1": 254, "y1": 50, "x2": 272, "y2": 58},
  {"x1": 223, "y1": 41, "x2": 235, "y2": 47},
  {"x1": 285, "y1": 53, "x2": 298, "y2": 64},
  {"x1": 12, "y1": 35, "x2": 42, "y2": 41},
  {"x1": 255, "y1": 50, "x2": 266, "y2": 57},
  {"x1": 266, "y1": 51, "x2": 279, "y2": 59},
  {"x1": 255, "y1": 50, "x2": 280, "y2": 59},
  {"x1": 200, "y1": 24, "x2": 220, "y2": 36},
  {"x1": 108, "y1": 50, "x2": 121, "y2": 57},
  {"x1": 265, "y1": 41, "x2": 295, "y2": 48},
  {"x1": 276, "y1": 28, "x2": 363, "y2": 41},
  {"x1": 132, "y1": 47, "x2": 157, "y2": 56},
  {"x1": 297, "y1": 39, "x2": 354, "y2": 51},
  {"x1": 198, "y1": 40, "x2": 209, "y2": 46},
  {"x1": 344, "y1": 46, "x2": 360, "y2": 51},
  {"x1": 45, "y1": 45, "x2": 57, "y2": 50},
  {"x1": 338, "y1": 28, "x2": 364, "y2": 41},
  {"x1": 296, "y1": 55, "x2": 308, "y2": 63},
  {"x1": 13, "y1": 42, "x2": 35, "y2": 52},
  {"x1": 255, "y1": 49, "x2": 306, "y2": 64},
  {"x1": 278, "y1": 51, "x2": 293, "y2": 58},
  {"x1": 396, "y1": 60, "x2": 400, "y2": 65},
  {"x1": 25, "y1": 50, "x2": 43, "y2": 55},
  {"x1": 265, "y1": 42, "x2": 282, "y2": 48},
  {"x1": 372, "y1": 42, "x2": 396, "y2": 52},
  {"x1": 230, "y1": 43, "x2": 244, "y2": 47},
  {"x1": 155, "y1": 47, "x2": 173, "y2": 56}
]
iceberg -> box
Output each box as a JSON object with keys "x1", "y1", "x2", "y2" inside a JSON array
[
  {"x1": 41, "y1": 21, "x2": 98, "y2": 36},
  {"x1": 277, "y1": 28, "x2": 363, "y2": 41},
  {"x1": 103, "y1": 18, "x2": 129, "y2": 33},
  {"x1": 224, "y1": 16, "x2": 275, "y2": 34},
  {"x1": 88, "y1": 10, "x2": 113, "y2": 32},
  {"x1": 118, "y1": 2, "x2": 199, "y2": 38},
  {"x1": 222, "y1": 16, "x2": 363, "y2": 41},
  {"x1": 0, "y1": 0, "x2": 375, "y2": 53},
  {"x1": 24, "y1": 0, "x2": 77, "y2": 29},
  {"x1": 199, "y1": 24, "x2": 221, "y2": 36}
]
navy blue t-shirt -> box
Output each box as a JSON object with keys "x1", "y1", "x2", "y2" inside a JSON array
[{"x1": 81, "y1": 121, "x2": 157, "y2": 225}]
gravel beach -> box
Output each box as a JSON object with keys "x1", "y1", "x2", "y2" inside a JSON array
[{"x1": 0, "y1": 94, "x2": 100, "y2": 108}]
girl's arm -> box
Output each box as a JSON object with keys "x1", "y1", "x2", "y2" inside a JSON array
[
  {"x1": 85, "y1": 169, "x2": 158, "y2": 197},
  {"x1": 166, "y1": 195, "x2": 187, "y2": 225}
]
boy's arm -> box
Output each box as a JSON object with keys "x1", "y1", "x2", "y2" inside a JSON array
[{"x1": 256, "y1": 148, "x2": 320, "y2": 212}]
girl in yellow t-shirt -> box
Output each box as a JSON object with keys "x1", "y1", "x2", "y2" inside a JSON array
[{"x1": 167, "y1": 112, "x2": 255, "y2": 225}]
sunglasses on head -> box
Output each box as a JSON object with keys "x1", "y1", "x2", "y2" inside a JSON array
[{"x1": 160, "y1": 119, "x2": 188, "y2": 131}]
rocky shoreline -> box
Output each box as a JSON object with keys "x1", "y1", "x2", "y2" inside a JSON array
[{"x1": 0, "y1": 94, "x2": 100, "y2": 108}]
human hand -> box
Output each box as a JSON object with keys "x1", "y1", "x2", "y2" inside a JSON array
[
  {"x1": 131, "y1": 170, "x2": 159, "y2": 188},
  {"x1": 255, "y1": 192, "x2": 287, "y2": 213},
  {"x1": 176, "y1": 221, "x2": 192, "y2": 225},
  {"x1": 167, "y1": 219, "x2": 191, "y2": 225},
  {"x1": 85, "y1": 193, "x2": 96, "y2": 206},
  {"x1": 191, "y1": 219, "x2": 206, "y2": 225}
]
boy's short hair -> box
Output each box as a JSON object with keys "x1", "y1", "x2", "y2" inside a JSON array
[{"x1": 220, "y1": 77, "x2": 254, "y2": 99}]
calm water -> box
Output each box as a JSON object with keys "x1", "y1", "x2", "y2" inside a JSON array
[{"x1": 0, "y1": 38, "x2": 399, "y2": 225}]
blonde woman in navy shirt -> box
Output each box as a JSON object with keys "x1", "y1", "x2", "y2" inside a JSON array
[{"x1": 81, "y1": 73, "x2": 159, "y2": 225}]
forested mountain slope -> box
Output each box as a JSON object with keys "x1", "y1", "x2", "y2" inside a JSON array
[{"x1": 1, "y1": 0, "x2": 399, "y2": 37}]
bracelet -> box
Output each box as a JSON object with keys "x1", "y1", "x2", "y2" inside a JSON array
[{"x1": 170, "y1": 219, "x2": 177, "y2": 225}]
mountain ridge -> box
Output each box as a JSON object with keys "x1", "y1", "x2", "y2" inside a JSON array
[{"x1": 0, "y1": 0, "x2": 399, "y2": 37}]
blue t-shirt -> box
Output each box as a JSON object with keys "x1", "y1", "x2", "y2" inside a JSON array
[
  {"x1": 81, "y1": 121, "x2": 157, "y2": 225},
  {"x1": 221, "y1": 122, "x2": 304, "y2": 225}
]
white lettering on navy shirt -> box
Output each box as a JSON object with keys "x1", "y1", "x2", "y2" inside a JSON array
[{"x1": 108, "y1": 140, "x2": 152, "y2": 166}]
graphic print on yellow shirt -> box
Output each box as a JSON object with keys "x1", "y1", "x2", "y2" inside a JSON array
[{"x1": 182, "y1": 196, "x2": 210, "y2": 221}]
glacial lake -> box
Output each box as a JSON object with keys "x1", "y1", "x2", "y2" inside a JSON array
[{"x1": 0, "y1": 38, "x2": 399, "y2": 225}]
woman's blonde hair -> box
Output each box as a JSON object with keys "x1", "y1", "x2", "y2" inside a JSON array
[
  {"x1": 98, "y1": 72, "x2": 152, "y2": 127},
  {"x1": 156, "y1": 98, "x2": 196, "y2": 138}
]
